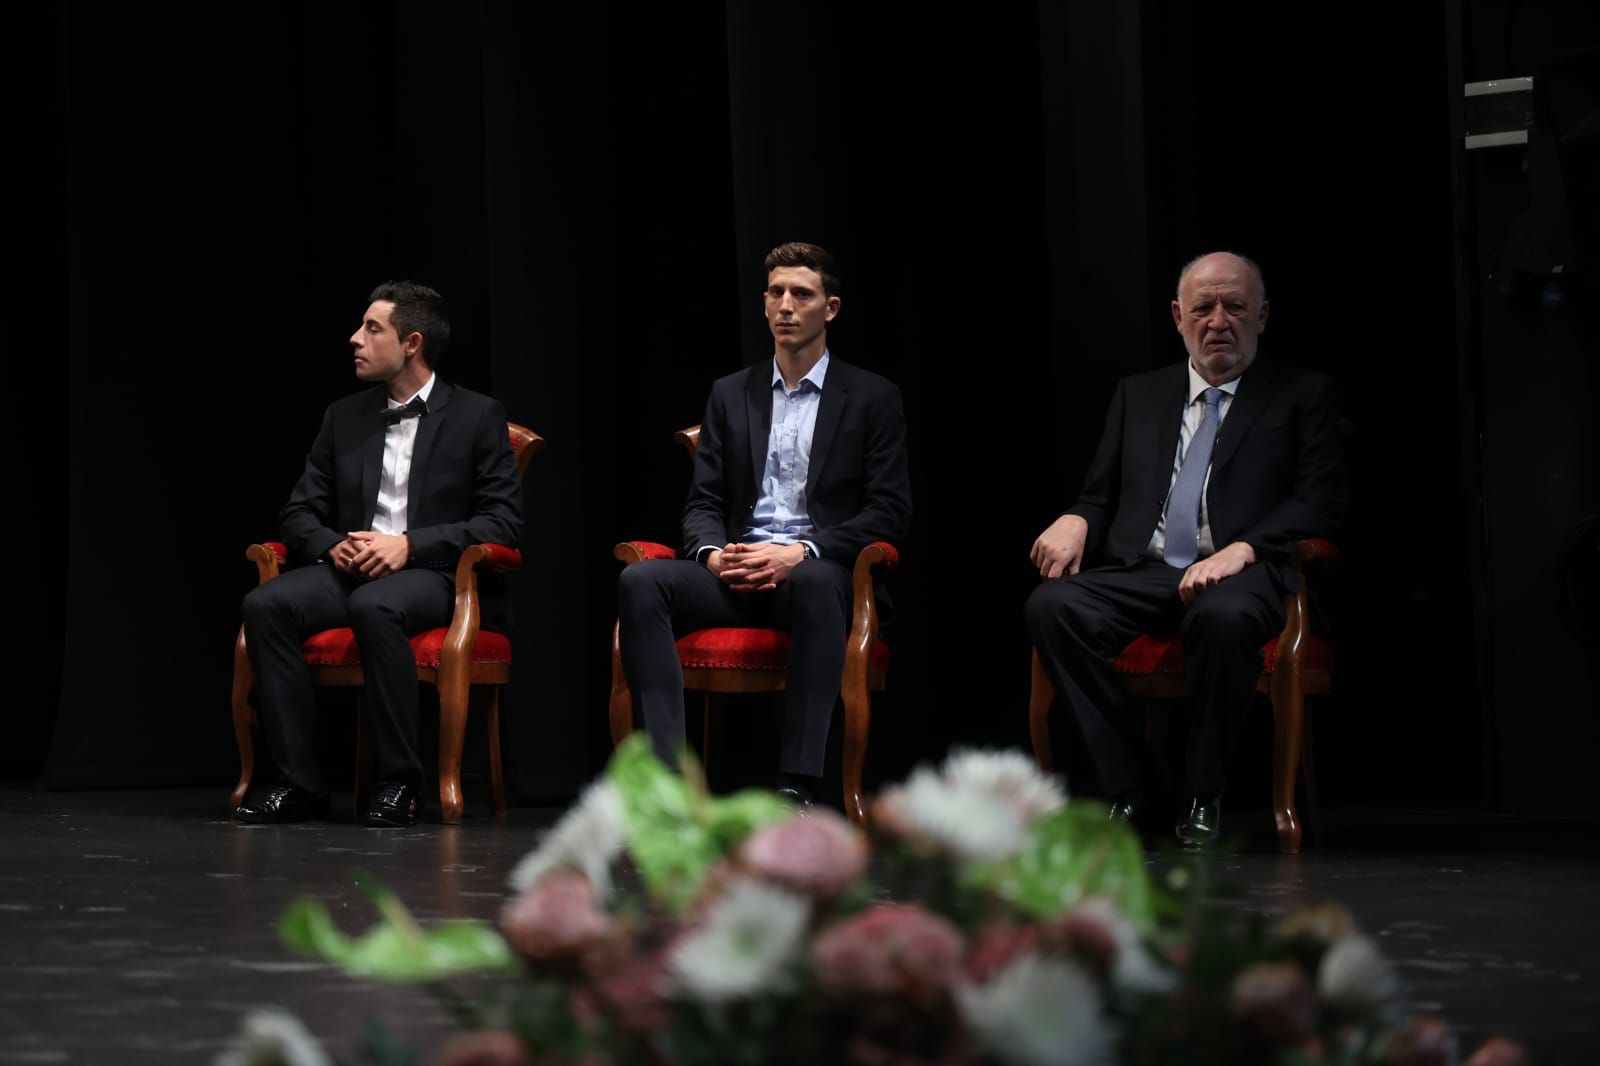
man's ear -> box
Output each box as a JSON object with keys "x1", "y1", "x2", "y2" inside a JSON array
[
  {"x1": 825, "y1": 295, "x2": 841, "y2": 322},
  {"x1": 403, "y1": 331, "x2": 425, "y2": 359}
]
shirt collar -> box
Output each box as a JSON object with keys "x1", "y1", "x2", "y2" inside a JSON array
[
  {"x1": 389, "y1": 373, "x2": 437, "y2": 409},
  {"x1": 771, "y1": 350, "x2": 830, "y2": 393},
  {"x1": 1185, "y1": 360, "x2": 1242, "y2": 404}
]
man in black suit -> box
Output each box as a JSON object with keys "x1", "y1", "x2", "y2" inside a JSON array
[
  {"x1": 616, "y1": 242, "x2": 912, "y2": 804},
  {"x1": 236, "y1": 282, "x2": 522, "y2": 827},
  {"x1": 1025, "y1": 252, "x2": 1345, "y2": 847}
]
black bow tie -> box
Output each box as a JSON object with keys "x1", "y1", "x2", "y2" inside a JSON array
[{"x1": 383, "y1": 396, "x2": 428, "y2": 424}]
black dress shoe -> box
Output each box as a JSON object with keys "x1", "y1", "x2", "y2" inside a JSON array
[
  {"x1": 1175, "y1": 798, "x2": 1221, "y2": 849},
  {"x1": 235, "y1": 784, "x2": 330, "y2": 824},
  {"x1": 775, "y1": 786, "x2": 814, "y2": 810},
  {"x1": 1107, "y1": 796, "x2": 1139, "y2": 825},
  {"x1": 365, "y1": 781, "x2": 419, "y2": 827},
  {"x1": 775, "y1": 772, "x2": 818, "y2": 810}
]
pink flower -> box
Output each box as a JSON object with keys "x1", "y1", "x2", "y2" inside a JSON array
[
  {"x1": 435, "y1": 1030, "x2": 530, "y2": 1066},
  {"x1": 812, "y1": 903, "x2": 966, "y2": 1002},
  {"x1": 499, "y1": 870, "x2": 611, "y2": 962},
  {"x1": 1382, "y1": 1015, "x2": 1460, "y2": 1066},
  {"x1": 966, "y1": 923, "x2": 1042, "y2": 985},
  {"x1": 738, "y1": 809, "x2": 869, "y2": 897},
  {"x1": 586, "y1": 951, "x2": 669, "y2": 1035},
  {"x1": 1464, "y1": 1036, "x2": 1531, "y2": 1066},
  {"x1": 1231, "y1": 962, "x2": 1318, "y2": 1047},
  {"x1": 1046, "y1": 904, "x2": 1121, "y2": 978}
]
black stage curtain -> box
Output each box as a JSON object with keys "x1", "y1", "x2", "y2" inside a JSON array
[{"x1": 31, "y1": 2, "x2": 1592, "y2": 813}]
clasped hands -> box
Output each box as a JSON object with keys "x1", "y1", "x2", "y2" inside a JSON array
[
  {"x1": 329, "y1": 531, "x2": 412, "y2": 579},
  {"x1": 706, "y1": 541, "x2": 807, "y2": 593},
  {"x1": 1029, "y1": 513, "x2": 1255, "y2": 604}
]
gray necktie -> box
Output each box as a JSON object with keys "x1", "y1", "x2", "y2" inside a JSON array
[{"x1": 1162, "y1": 388, "x2": 1223, "y2": 569}]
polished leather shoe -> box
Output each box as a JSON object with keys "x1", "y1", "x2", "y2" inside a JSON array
[
  {"x1": 1175, "y1": 798, "x2": 1221, "y2": 850},
  {"x1": 234, "y1": 783, "x2": 330, "y2": 824},
  {"x1": 775, "y1": 786, "x2": 815, "y2": 810},
  {"x1": 1107, "y1": 797, "x2": 1139, "y2": 825},
  {"x1": 365, "y1": 781, "x2": 419, "y2": 827}
]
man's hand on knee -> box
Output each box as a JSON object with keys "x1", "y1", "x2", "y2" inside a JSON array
[
  {"x1": 1031, "y1": 514, "x2": 1089, "y2": 579},
  {"x1": 1178, "y1": 541, "x2": 1256, "y2": 604}
]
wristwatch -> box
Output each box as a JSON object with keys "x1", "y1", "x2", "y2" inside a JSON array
[{"x1": 800, "y1": 542, "x2": 816, "y2": 561}]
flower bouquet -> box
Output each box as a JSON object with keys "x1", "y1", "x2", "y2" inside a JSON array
[{"x1": 224, "y1": 739, "x2": 1529, "y2": 1066}]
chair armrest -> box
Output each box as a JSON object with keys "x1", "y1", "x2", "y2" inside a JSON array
[
  {"x1": 1294, "y1": 538, "x2": 1341, "y2": 568},
  {"x1": 847, "y1": 542, "x2": 901, "y2": 653},
  {"x1": 245, "y1": 542, "x2": 287, "y2": 584},
  {"x1": 614, "y1": 541, "x2": 678, "y2": 565}
]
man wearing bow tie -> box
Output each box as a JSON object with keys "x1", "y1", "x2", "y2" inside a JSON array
[
  {"x1": 236, "y1": 282, "x2": 522, "y2": 827},
  {"x1": 1026, "y1": 252, "x2": 1346, "y2": 848}
]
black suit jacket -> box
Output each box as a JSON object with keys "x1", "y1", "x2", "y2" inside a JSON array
[
  {"x1": 1067, "y1": 359, "x2": 1345, "y2": 583},
  {"x1": 279, "y1": 380, "x2": 523, "y2": 572},
  {"x1": 682, "y1": 358, "x2": 912, "y2": 563}
]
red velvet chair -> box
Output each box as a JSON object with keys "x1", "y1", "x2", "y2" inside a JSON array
[
  {"x1": 1028, "y1": 538, "x2": 1338, "y2": 853},
  {"x1": 608, "y1": 426, "x2": 897, "y2": 826},
  {"x1": 229, "y1": 423, "x2": 544, "y2": 823}
]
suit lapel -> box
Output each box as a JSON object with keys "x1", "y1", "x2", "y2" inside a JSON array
[
  {"x1": 407, "y1": 380, "x2": 452, "y2": 526},
  {"x1": 745, "y1": 363, "x2": 773, "y2": 489},
  {"x1": 1211, "y1": 361, "x2": 1274, "y2": 472},
  {"x1": 807, "y1": 360, "x2": 847, "y2": 497},
  {"x1": 1149, "y1": 364, "x2": 1188, "y2": 483},
  {"x1": 360, "y1": 389, "x2": 387, "y2": 527}
]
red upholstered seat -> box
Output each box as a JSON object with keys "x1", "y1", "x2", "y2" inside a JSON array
[
  {"x1": 675, "y1": 627, "x2": 891, "y2": 673},
  {"x1": 1114, "y1": 634, "x2": 1332, "y2": 676},
  {"x1": 300, "y1": 627, "x2": 514, "y2": 669}
]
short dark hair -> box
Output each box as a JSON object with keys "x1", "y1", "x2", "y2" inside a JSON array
[
  {"x1": 764, "y1": 242, "x2": 842, "y2": 297},
  {"x1": 368, "y1": 281, "x2": 451, "y2": 368}
]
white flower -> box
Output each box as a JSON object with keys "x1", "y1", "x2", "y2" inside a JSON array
[
  {"x1": 1317, "y1": 933, "x2": 1403, "y2": 1023},
  {"x1": 215, "y1": 1007, "x2": 332, "y2": 1066},
  {"x1": 942, "y1": 748, "x2": 1067, "y2": 819},
  {"x1": 956, "y1": 953, "x2": 1114, "y2": 1066},
  {"x1": 666, "y1": 877, "x2": 810, "y2": 1002},
  {"x1": 878, "y1": 767, "x2": 1033, "y2": 863},
  {"x1": 1069, "y1": 897, "x2": 1176, "y2": 995},
  {"x1": 506, "y1": 779, "x2": 625, "y2": 899}
]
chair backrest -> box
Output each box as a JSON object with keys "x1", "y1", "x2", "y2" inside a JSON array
[
  {"x1": 675, "y1": 425, "x2": 700, "y2": 463},
  {"x1": 509, "y1": 423, "x2": 545, "y2": 479}
]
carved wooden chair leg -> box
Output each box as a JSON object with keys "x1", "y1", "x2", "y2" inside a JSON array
[
  {"x1": 230, "y1": 629, "x2": 256, "y2": 810},
  {"x1": 1028, "y1": 650, "x2": 1056, "y2": 773},
  {"x1": 841, "y1": 672, "x2": 873, "y2": 828},
  {"x1": 487, "y1": 687, "x2": 507, "y2": 817},
  {"x1": 437, "y1": 674, "x2": 472, "y2": 825},
  {"x1": 608, "y1": 624, "x2": 635, "y2": 745},
  {"x1": 1269, "y1": 673, "x2": 1305, "y2": 855}
]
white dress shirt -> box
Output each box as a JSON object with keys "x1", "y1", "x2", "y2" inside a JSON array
[{"x1": 370, "y1": 373, "x2": 436, "y2": 536}]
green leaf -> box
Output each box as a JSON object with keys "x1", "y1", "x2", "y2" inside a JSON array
[
  {"x1": 606, "y1": 736, "x2": 790, "y2": 914},
  {"x1": 968, "y1": 800, "x2": 1159, "y2": 925},
  {"x1": 279, "y1": 895, "x2": 515, "y2": 982}
]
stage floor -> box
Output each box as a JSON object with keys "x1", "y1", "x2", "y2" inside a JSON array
[{"x1": 1, "y1": 788, "x2": 1595, "y2": 1064}]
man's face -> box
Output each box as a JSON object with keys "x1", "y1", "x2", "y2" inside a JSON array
[
  {"x1": 349, "y1": 300, "x2": 412, "y2": 381},
  {"x1": 764, "y1": 266, "x2": 838, "y2": 352},
  {"x1": 1170, "y1": 254, "x2": 1269, "y2": 386}
]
